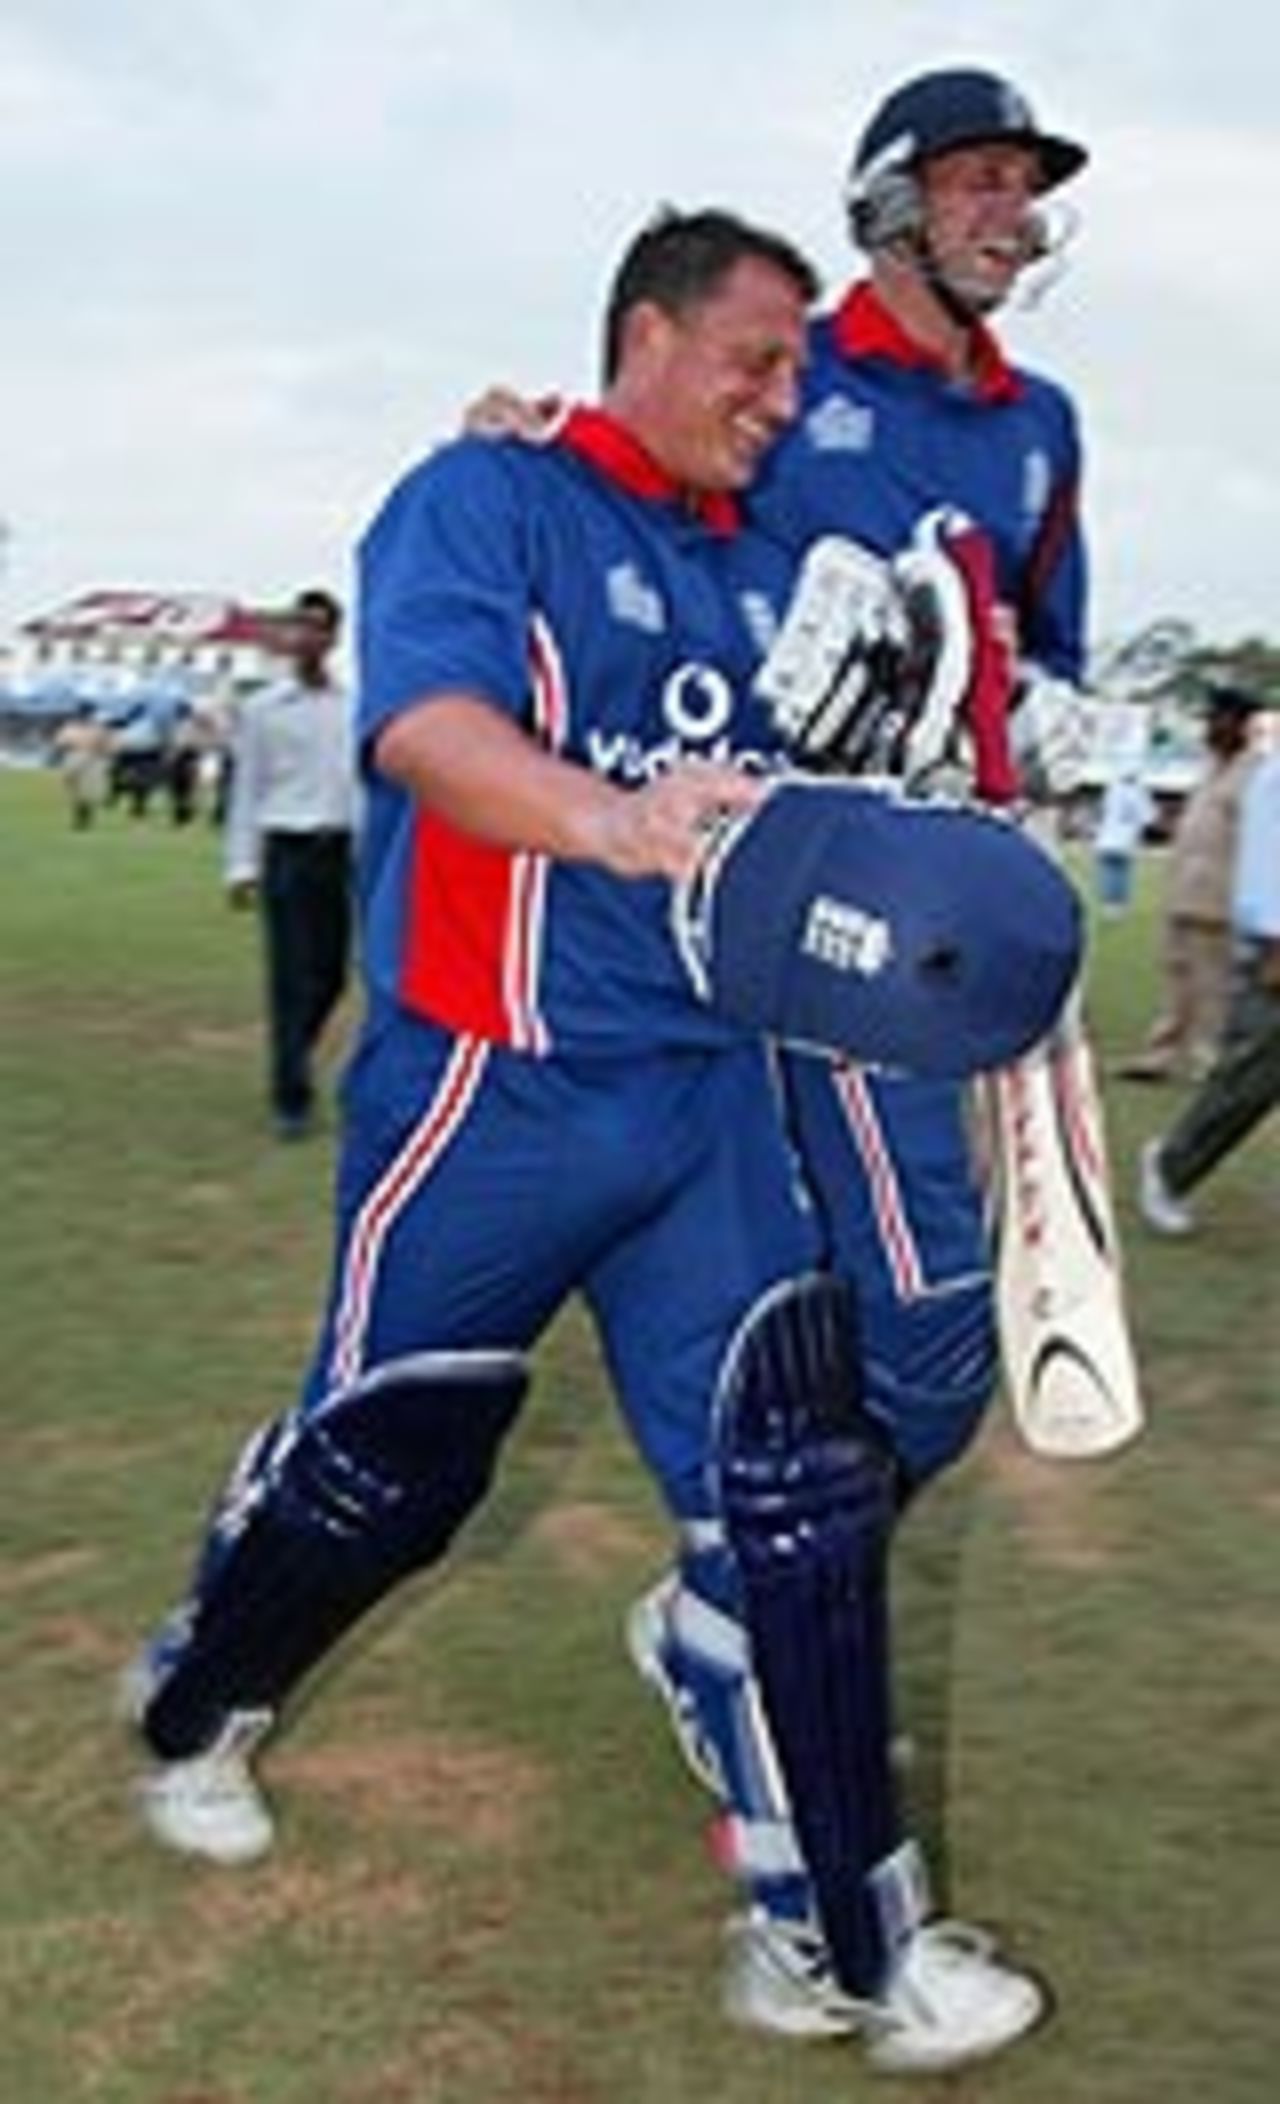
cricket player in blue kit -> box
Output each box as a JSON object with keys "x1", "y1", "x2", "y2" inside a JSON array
[
  {"x1": 125, "y1": 208, "x2": 813, "y2": 1803},
  {"x1": 758, "y1": 64, "x2": 1090, "y2": 1489},
  {"x1": 123, "y1": 204, "x2": 1067, "y2": 2077},
  {"x1": 619, "y1": 67, "x2": 1095, "y2": 2048},
  {"x1": 444, "y1": 69, "x2": 1096, "y2": 2070}
]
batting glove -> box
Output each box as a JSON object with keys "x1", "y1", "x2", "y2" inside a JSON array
[
  {"x1": 753, "y1": 535, "x2": 912, "y2": 775},
  {"x1": 1009, "y1": 672, "x2": 1092, "y2": 801}
]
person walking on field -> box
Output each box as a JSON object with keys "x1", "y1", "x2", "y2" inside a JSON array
[
  {"x1": 629, "y1": 73, "x2": 1097, "y2": 2045},
  {"x1": 1140, "y1": 738, "x2": 1280, "y2": 1234},
  {"x1": 1120, "y1": 684, "x2": 1261, "y2": 1081},
  {"x1": 1092, "y1": 763, "x2": 1154, "y2": 916},
  {"x1": 223, "y1": 588, "x2": 357, "y2": 1139},
  {"x1": 50, "y1": 702, "x2": 112, "y2": 829},
  {"x1": 123, "y1": 206, "x2": 1059, "y2": 2079},
  {"x1": 465, "y1": 64, "x2": 1095, "y2": 2052}
]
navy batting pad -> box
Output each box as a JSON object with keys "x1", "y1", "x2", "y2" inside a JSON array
[{"x1": 674, "y1": 778, "x2": 1081, "y2": 1077}]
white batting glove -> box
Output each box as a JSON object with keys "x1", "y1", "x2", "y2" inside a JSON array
[
  {"x1": 1009, "y1": 673, "x2": 1092, "y2": 800},
  {"x1": 753, "y1": 536, "x2": 910, "y2": 773}
]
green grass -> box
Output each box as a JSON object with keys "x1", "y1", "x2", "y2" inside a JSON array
[{"x1": 1, "y1": 765, "x2": 1276, "y2": 2102}]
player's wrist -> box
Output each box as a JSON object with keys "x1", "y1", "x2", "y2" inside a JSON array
[{"x1": 561, "y1": 779, "x2": 635, "y2": 871}]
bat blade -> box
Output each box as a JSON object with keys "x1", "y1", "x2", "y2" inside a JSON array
[{"x1": 986, "y1": 1010, "x2": 1145, "y2": 1459}]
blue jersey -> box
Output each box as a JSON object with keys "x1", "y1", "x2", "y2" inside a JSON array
[
  {"x1": 751, "y1": 281, "x2": 1086, "y2": 680},
  {"x1": 356, "y1": 408, "x2": 792, "y2": 1056},
  {"x1": 742, "y1": 281, "x2": 1089, "y2": 1485}
]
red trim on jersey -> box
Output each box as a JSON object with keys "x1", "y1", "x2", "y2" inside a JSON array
[
  {"x1": 398, "y1": 616, "x2": 566, "y2": 1049},
  {"x1": 832, "y1": 281, "x2": 1021, "y2": 405},
  {"x1": 941, "y1": 523, "x2": 1020, "y2": 804},
  {"x1": 1015, "y1": 471, "x2": 1080, "y2": 641},
  {"x1": 558, "y1": 404, "x2": 740, "y2": 534},
  {"x1": 400, "y1": 820, "x2": 529, "y2": 1040}
]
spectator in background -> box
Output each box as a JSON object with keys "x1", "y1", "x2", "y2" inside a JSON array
[
  {"x1": 198, "y1": 683, "x2": 238, "y2": 829},
  {"x1": 164, "y1": 704, "x2": 204, "y2": 826},
  {"x1": 50, "y1": 702, "x2": 112, "y2": 830},
  {"x1": 1093, "y1": 764, "x2": 1154, "y2": 916},
  {"x1": 109, "y1": 704, "x2": 166, "y2": 818},
  {"x1": 223, "y1": 589, "x2": 357, "y2": 1139},
  {"x1": 1119, "y1": 684, "x2": 1261, "y2": 1081},
  {"x1": 1139, "y1": 736, "x2": 1280, "y2": 1233}
]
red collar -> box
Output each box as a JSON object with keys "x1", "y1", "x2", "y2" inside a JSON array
[
  {"x1": 557, "y1": 404, "x2": 740, "y2": 534},
  {"x1": 831, "y1": 281, "x2": 1021, "y2": 404}
]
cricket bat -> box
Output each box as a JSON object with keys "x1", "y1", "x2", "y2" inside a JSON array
[{"x1": 983, "y1": 999, "x2": 1145, "y2": 1459}]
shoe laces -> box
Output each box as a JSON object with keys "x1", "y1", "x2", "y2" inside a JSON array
[
  {"x1": 879, "y1": 1918, "x2": 1005, "y2": 2029},
  {"x1": 749, "y1": 1913, "x2": 865, "y2": 2007},
  {"x1": 190, "y1": 1708, "x2": 273, "y2": 1793},
  {"x1": 909, "y1": 1919, "x2": 998, "y2": 1969}
]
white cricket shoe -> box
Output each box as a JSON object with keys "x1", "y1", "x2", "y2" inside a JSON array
[
  {"x1": 723, "y1": 1912, "x2": 863, "y2": 2039},
  {"x1": 1139, "y1": 1138, "x2": 1195, "y2": 1237},
  {"x1": 625, "y1": 1577, "x2": 723, "y2": 1795},
  {"x1": 723, "y1": 1910, "x2": 1046, "y2": 2071},
  {"x1": 134, "y1": 1710, "x2": 276, "y2": 1867},
  {"x1": 863, "y1": 1919, "x2": 1046, "y2": 2074}
]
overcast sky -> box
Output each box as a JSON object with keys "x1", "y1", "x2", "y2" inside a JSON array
[{"x1": 4, "y1": 0, "x2": 1279, "y2": 658}]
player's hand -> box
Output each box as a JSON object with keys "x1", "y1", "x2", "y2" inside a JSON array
[
  {"x1": 227, "y1": 878, "x2": 258, "y2": 910},
  {"x1": 890, "y1": 510, "x2": 1020, "y2": 803},
  {"x1": 1010, "y1": 673, "x2": 1091, "y2": 801},
  {"x1": 462, "y1": 386, "x2": 565, "y2": 441},
  {"x1": 755, "y1": 512, "x2": 1016, "y2": 801},
  {"x1": 591, "y1": 762, "x2": 766, "y2": 884},
  {"x1": 753, "y1": 535, "x2": 909, "y2": 772}
]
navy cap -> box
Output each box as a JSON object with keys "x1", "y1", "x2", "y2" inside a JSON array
[{"x1": 853, "y1": 67, "x2": 1088, "y2": 194}]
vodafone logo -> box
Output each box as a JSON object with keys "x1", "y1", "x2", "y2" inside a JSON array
[
  {"x1": 661, "y1": 662, "x2": 735, "y2": 744},
  {"x1": 585, "y1": 657, "x2": 776, "y2": 785}
]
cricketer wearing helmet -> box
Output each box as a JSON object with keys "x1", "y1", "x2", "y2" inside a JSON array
[
  {"x1": 754, "y1": 64, "x2": 1093, "y2": 1481},
  {"x1": 625, "y1": 63, "x2": 1092, "y2": 2049},
  {"x1": 446, "y1": 70, "x2": 1092, "y2": 2062}
]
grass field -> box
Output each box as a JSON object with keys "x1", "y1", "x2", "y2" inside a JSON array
[{"x1": 1, "y1": 763, "x2": 1276, "y2": 2104}]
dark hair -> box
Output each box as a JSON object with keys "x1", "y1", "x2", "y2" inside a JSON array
[
  {"x1": 601, "y1": 206, "x2": 821, "y2": 382},
  {"x1": 1204, "y1": 682, "x2": 1260, "y2": 717},
  {"x1": 292, "y1": 587, "x2": 342, "y2": 629}
]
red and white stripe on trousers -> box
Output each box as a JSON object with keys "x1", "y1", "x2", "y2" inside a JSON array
[
  {"x1": 323, "y1": 616, "x2": 571, "y2": 1389},
  {"x1": 831, "y1": 1063, "x2": 928, "y2": 1301},
  {"x1": 324, "y1": 1055, "x2": 493, "y2": 1400}
]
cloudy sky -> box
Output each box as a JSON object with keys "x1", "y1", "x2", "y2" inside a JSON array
[{"x1": 4, "y1": 0, "x2": 1279, "y2": 658}]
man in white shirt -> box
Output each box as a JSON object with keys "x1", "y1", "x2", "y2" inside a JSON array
[
  {"x1": 1140, "y1": 735, "x2": 1280, "y2": 1232},
  {"x1": 224, "y1": 588, "x2": 357, "y2": 1137}
]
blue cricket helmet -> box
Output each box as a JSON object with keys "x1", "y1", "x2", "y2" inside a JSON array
[
  {"x1": 673, "y1": 778, "x2": 1083, "y2": 1079},
  {"x1": 847, "y1": 67, "x2": 1088, "y2": 248}
]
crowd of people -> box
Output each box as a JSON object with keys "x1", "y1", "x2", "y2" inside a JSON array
[{"x1": 47, "y1": 693, "x2": 232, "y2": 829}]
